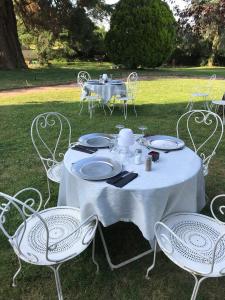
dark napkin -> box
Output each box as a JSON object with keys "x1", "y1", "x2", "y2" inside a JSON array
[
  {"x1": 107, "y1": 172, "x2": 138, "y2": 188},
  {"x1": 71, "y1": 145, "x2": 97, "y2": 154},
  {"x1": 106, "y1": 171, "x2": 128, "y2": 185}
]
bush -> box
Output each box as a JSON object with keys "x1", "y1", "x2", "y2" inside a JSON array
[{"x1": 105, "y1": 0, "x2": 176, "y2": 68}]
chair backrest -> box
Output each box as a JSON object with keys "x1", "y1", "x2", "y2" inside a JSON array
[
  {"x1": 0, "y1": 189, "x2": 98, "y2": 264},
  {"x1": 191, "y1": 74, "x2": 216, "y2": 96},
  {"x1": 176, "y1": 110, "x2": 223, "y2": 175},
  {"x1": 206, "y1": 74, "x2": 217, "y2": 100},
  {"x1": 77, "y1": 71, "x2": 91, "y2": 89},
  {"x1": 127, "y1": 72, "x2": 138, "y2": 99},
  {"x1": 31, "y1": 112, "x2": 71, "y2": 173}
]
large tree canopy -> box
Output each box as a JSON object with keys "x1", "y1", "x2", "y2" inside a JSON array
[
  {"x1": 105, "y1": 0, "x2": 176, "y2": 68},
  {"x1": 176, "y1": 0, "x2": 225, "y2": 65},
  {"x1": 0, "y1": 0, "x2": 111, "y2": 69}
]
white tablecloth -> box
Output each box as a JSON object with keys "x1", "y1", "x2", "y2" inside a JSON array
[
  {"x1": 58, "y1": 143, "x2": 205, "y2": 246},
  {"x1": 81, "y1": 82, "x2": 126, "y2": 103}
]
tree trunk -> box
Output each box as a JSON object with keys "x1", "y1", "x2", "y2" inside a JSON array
[
  {"x1": 0, "y1": 0, "x2": 27, "y2": 69},
  {"x1": 207, "y1": 29, "x2": 220, "y2": 67}
]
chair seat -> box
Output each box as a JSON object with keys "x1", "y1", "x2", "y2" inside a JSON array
[
  {"x1": 212, "y1": 100, "x2": 225, "y2": 106},
  {"x1": 116, "y1": 96, "x2": 129, "y2": 101},
  {"x1": 12, "y1": 207, "x2": 92, "y2": 266},
  {"x1": 47, "y1": 163, "x2": 63, "y2": 183},
  {"x1": 157, "y1": 213, "x2": 225, "y2": 277},
  {"x1": 84, "y1": 95, "x2": 99, "y2": 101},
  {"x1": 192, "y1": 93, "x2": 209, "y2": 97}
]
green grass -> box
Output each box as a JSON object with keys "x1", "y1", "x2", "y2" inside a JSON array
[
  {"x1": 1, "y1": 61, "x2": 225, "y2": 90},
  {"x1": 1, "y1": 77, "x2": 225, "y2": 299}
]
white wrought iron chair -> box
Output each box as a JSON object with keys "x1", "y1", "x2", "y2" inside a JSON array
[
  {"x1": 113, "y1": 72, "x2": 138, "y2": 120},
  {"x1": 77, "y1": 71, "x2": 100, "y2": 119},
  {"x1": 31, "y1": 112, "x2": 72, "y2": 207},
  {"x1": 186, "y1": 74, "x2": 216, "y2": 111},
  {"x1": 0, "y1": 188, "x2": 98, "y2": 300},
  {"x1": 176, "y1": 110, "x2": 223, "y2": 176},
  {"x1": 146, "y1": 194, "x2": 225, "y2": 300}
]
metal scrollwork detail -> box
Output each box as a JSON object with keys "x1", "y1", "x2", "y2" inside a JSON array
[
  {"x1": 31, "y1": 112, "x2": 71, "y2": 190},
  {"x1": 177, "y1": 110, "x2": 223, "y2": 175}
]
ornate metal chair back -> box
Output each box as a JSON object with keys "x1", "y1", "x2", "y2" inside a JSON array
[
  {"x1": 31, "y1": 112, "x2": 71, "y2": 174},
  {"x1": 77, "y1": 71, "x2": 91, "y2": 89},
  {"x1": 127, "y1": 72, "x2": 138, "y2": 99},
  {"x1": 176, "y1": 110, "x2": 223, "y2": 175}
]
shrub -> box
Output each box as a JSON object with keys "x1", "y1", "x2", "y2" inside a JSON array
[{"x1": 105, "y1": 0, "x2": 176, "y2": 68}]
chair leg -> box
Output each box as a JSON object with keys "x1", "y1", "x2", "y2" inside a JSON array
[
  {"x1": 106, "y1": 103, "x2": 112, "y2": 115},
  {"x1": 186, "y1": 101, "x2": 193, "y2": 111},
  {"x1": 44, "y1": 177, "x2": 51, "y2": 209},
  {"x1": 92, "y1": 237, "x2": 99, "y2": 274},
  {"x1": 191, "y1": 274, "x2": 207, "y2": 300},
  {"x1": 124, "y1": 101, "x2": 127, "y2": 120},
  {"x1": 50, "y1": 264, "x2": 63, "y2": 300},
  {"x1": 132, "y1": 99, "x2": 137, "y2": 117},
  {"x1": 79, "y1": 100, "x2": 84, "y2": 115},
  {"x1": 12, "y1": 256, "x2": 22, "y2": 287},
  {"x1": 102, "y1": 102, "x2": 107, "y2": 116},
  {"x1": 88, "y1": 99, "x2": 93, "y2": 119},
  {"x1": 145, "y1": 240, "x2": 157, "y2": 279}
]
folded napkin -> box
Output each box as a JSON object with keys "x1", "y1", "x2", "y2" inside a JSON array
[
  {"x1": 71, "y1": 145, "x2": 97, "y2": 154},
  {"x1": 107, "y1": 171, "x2": 138, "y2": 188}
]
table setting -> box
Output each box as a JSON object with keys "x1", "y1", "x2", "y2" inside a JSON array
[
  {"x1": 81, "y1": 73, "x2": 126, "y2": 103},
  {"x1": 58, "y1": 127, "x2": 205, "y2": 246}
]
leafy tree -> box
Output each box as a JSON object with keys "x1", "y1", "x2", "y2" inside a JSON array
[
  {"x1": 105, "y1": 0, "x2": 176, "y2": 68},
  {"x1": 0, "y1": 0, "x2": 112, "y2": 69},
  {"x1": 175, "y1": 0, "x2": 225, "y2": 66}
]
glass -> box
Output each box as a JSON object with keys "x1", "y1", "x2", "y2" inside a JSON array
[
  {"x1": 138, "y1": 125, "x2": 148, "y2": 136},
  {"x1": 115, "y1": 124, "x2": 125, "y2": 133},
  {"x1": 114, "y1": 124, "x2": 125, "y2": 152},
  {"x1": 138, "y1": 125, "x2": 148, "y2": 145}
]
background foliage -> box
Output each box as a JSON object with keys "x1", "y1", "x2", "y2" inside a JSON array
[{"x1": 105, "y1": 0, "x2": 176, "y2": 68}]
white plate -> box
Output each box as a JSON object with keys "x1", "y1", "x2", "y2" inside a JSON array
[
  {"x1": 146, "y1": 135, "x2": 185, "y2": 151},
  {"x1": 72, "y1": 156, "x2": 122, "y2": 180},
  {"x1": 78, "y1": 133, "x2": 114, "y2": 148}
]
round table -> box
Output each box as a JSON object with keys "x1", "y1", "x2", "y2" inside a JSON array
[
  {"x1": 81, "y1": 81, "x2": 126, "y2": 104},
  {"x1": 58, "y1": 141, "x2": 205, "y2": 246}
]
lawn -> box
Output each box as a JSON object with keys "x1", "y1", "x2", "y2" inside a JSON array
[
  {"x1": 1, "y1": 60, "x2": 225, "y2": 90},
  {"x1": 1, "y1": 77, "x2": 225, "y2": 299}
]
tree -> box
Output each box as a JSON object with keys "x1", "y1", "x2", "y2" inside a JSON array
[
  {"x1": 176, "y1": 0, "x2": 225, "y2": 66},
  {"x1": 105, "y1": 0, "x2": 176, "y2": 68},
  {"x1": 0, "y1": 0, "x2": 27, "y2": 69},
  {"x1": 0, "y1": 0, "x2": 112, "y2": 69}
]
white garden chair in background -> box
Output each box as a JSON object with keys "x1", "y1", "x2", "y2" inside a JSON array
[
  {"x1": 146, "y1": 193, "x2": 225, "y2": 300},
  {"x1": 112, "y1": 72, "x2": 138, "y2": 120},
  {"x1": 212, "y1": 93, "x2": 225, "y2": 125},
  {"x1": 31, "y1": 112, "x2": 72, "y2": 207},
  {"x1": 77, "y1": 71, "x2": 100, "y2": 119},
  {"x1": 176, "y1": 110, "x2": 223, "y2": 176},
  {"x1": 186, "y1": 74, "x2": 216, "y2": 111},
  {"x1": 0, "y1": 188, "x2": 98, "y2": 300}
]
